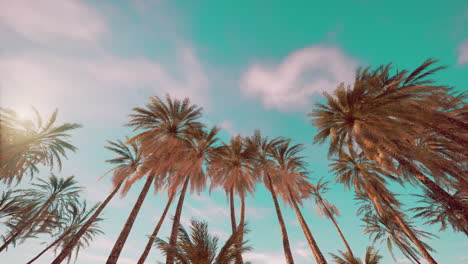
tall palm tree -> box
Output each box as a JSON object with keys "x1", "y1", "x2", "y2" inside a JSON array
[
  {"x1": 330, "y1": 152, "x2": 438, "y2": 264},
  {"x1": 126, "y1": 94, "x2": 212, "y2": 264},
  {"x1": 209, "y1": 135, "x2": 257, "y2": 264},
  {"x1": 310, "y1": 178, "x2": 354, "y2": 259},
  {"x1": 163, "y1": 127, "x2": 220, "y2": 264},
  {"x1": 310, "y1": 59, "x2": 468, "y2": 221},
  {"x1": 0, "y1": 175, "x2": 82, "y2": 252},
  {"x1": 357, "y1": 195, "x2": 434, "y2": 264},
  {"x1": 270, "y1": 140, "x2": 327, "y2": 264},
  {"x1": 330, "y1": 246, "x2": 382, "y2": 264},
  {"x1": 52, "y1": 138, "x2": 142, "y2": 264},
  {"x1": 27, "y1": 202, "x2": 103, "y2": 264},
  {"x1": 155, "y1": 218, "x2": 251, "y2": 264},
  {"x1": 411, "y1": 189, "x2": 468, "y2": 236},
  {"x1": 0, "y1": 107, "x2": 81, "y2": 184},
  {"x1": 245, "y1": 130, "x2": 295, "y2": 264}
]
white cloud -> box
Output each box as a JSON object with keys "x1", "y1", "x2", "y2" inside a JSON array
[
  {"x1": 245, "y1": 206, "x2": 273, "y2": 220},
  {"x1": 244, "y1": 251, "x2": 286, "y2": 264},
  {"x1": 0, "y1": 45, "x2": 209, "y2": 124},
  {"x1": 241, "y1": 45, "x2": 357, "y2": 111},
  {"x1": 457, "y1": 40, "x2": 468, "y2": 65},
  {"x1": 219, "y1": 120, "x2": 237, "y2": 135},
  {"x1": 0, "y1": 0, "x2": 106, "y2": 44}
]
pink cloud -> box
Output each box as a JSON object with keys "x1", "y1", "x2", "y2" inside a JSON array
[
  {"x1": 457, "y1": 40, "x2": 468, "y2": 65},
  {"x1": 0, "y1": 0, "x2": 106, "y2": 44},
  {"x1": 241, "y1": 45, "x2": 357, "y2": 112}
]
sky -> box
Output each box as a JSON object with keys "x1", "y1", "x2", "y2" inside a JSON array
[{"x1": 0, "y1": 0, "x2": 467, "y2": 263}]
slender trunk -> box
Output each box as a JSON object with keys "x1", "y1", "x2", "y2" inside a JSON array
[
  {"x1": 266, "y1": 174, "x2": 295, "y2": 264},
  {"x1": 382, "y1": 198, "x2": 438, "y2": 264},
  {"x1": 397, "y1": 157, "x2": 468, "y2": 222},
  {"x1": 136, "y1": 193, "x2": 174, "y2": 264},
  {"x1": 321, "y1": 199, "x2": 354, "y2": 259},
  {"x1": 27, "y1": 230, "x2": 71, "y2": 263},
  {"x1": 0, "y1": 196, "x2": 54, "y2": 252},
  {"x1": 290, "y1": 195, "x2": 326, "y2": 264},
  {"x1": 230, "y1": 190, "x2": 237, "y2": 233},
  {"x1": 52, "y1": 181, "x2": 123, "y2": 264},
  {"x1": 106, "y1": 174, "x2": 155, "y2": 264},
  {"x1": 165, "y1": 176, "x2": 190, "y2": 264},
  {"x1": 235, "y1": 195, "x2": 245, "y2": 264}
]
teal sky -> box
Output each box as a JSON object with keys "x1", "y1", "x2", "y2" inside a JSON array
[{"x1": 1, "y1": 0, "x2": 467, "y2": 263}]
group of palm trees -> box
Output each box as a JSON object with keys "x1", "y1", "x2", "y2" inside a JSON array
[{"x1": 0, "y1": 58, "x2": 466, "y2": 264}]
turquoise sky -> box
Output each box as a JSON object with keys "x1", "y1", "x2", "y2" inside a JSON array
[{"x1": 1, "y1": 0, "x2": 467, "y2": 263}]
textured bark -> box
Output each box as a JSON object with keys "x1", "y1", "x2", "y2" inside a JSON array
[
  {"x1": 266, "y1": 174, "x2": 295, "y2": 264},
  {"x1": 52, "y1": 182, "x2": 122, "y2": 264},
  {"x1": 397, "y1": 157, "x2": 468, "y2": 222},
  {"x1": 291, "y1": 197, "x2": 327, "y2": 264},
  {"x1": 230, "y1": 190, "x2": 237, "y2": 233},
  {"x1": 165, "y1": 176, "x2": 190, "y2": 264},
  {"x1": 136, "y1": 193, "x2": 174, "y2": 264},
  {"x1": 106, "y1": 174, "x2": 155, "y2": 264},
  {"x1": 321, "y1": 199, "x2": 354, "y2": 259},
  {"x1": 234, "y1": 195, "x2": 245, "y2": 264}
]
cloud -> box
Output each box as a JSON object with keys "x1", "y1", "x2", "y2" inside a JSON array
[
  {"x1": 244, "y1": 252, "x2": 286, "y2": 264},
  {"x1": 219, "y1": 120, "x2": 237, "y2": 136},
  {"x1": 457, "y1": 40, "x2": 468, "y2": 65},
  {"x1": 241, "y1": 45, "x2": 357, "y2": 111},
  {"x1": 0, "y1": 0, "x2": 106, "y2": 44},
  {"x1": 245, "y1": 207, "x2": 273, "y2": 220},
  {"x1": 0, "y1": 41, "x2": 209, "y2": 124}
]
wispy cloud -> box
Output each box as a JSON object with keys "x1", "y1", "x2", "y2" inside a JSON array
[
  {"x1": 0, "y1": 0, "x2": 106, "y2": 44},
  {"x1": 0, "y1": 0, "x2": 209, "y2": 124},
  {"x1": 241, "y1": 45, "x2": 357, "y2": 112},
  {"x1": 244, "y1": 251, "x2": 286, "y2": 264},
  {"x1": 457, "y1": 40, "x2": 468, "y2": 65}
]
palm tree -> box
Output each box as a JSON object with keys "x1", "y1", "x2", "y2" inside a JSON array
[
  {"x1": 27, "y1": 202, "x2": 103, "y2": 264},
  {"x1": 0, "y1": 107, "x2": 81, "y2": 184},
  {"x1": 154, "y1": 218, "x2": 251, "y2": 264},
  {"x1": 270, "y1": 140, "x2": 327, "y2": 264},
  {"x1": 209, "y1": 135, "x2": 257, "y2": 264},
  {"x1": 163, "y1": 127, "x2": 220, "y2": 264},
  {"x1": 411, "y1": 189, "x2": 468, "y2": 236},
  {"x1": 245, "y1": 130, "x2": 295, "y2": 264},
  {"x1": 330, "y1": 152, "x2": 438, "y2": 264},
  {"x1": 330, "y1": 246, "x2": 382, "y2": 264},
  {"x1": 310, "y1": 59, "x2": 468, "y2": 221},
  {"x1": 52, "y1": 138, "x2": 142, "y2": 264},
  {"x1": 0, "y1": 175, "x2": 82, "y2": 252},
  {"x1": 310, "y1": 178, "x2": 354, "y2": 259},
  {"x1": 126, "y1": 95, "x2": 213, "y2": 264},
  {"x1": 358, "y1": 195, "x2": 434, "y2": 264}
]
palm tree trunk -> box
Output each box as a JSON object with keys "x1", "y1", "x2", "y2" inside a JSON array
[
  {"x1": 27, "y1": 230, "x2": 70, "y2": 263},
  {"x1": 322, "y1": 202, "x2": 354, "y2": 259},
  {"x1": 235, "y1": 195, "x2": 245, "y2": 264},
  {"x1": 230, "y1": 190, "x2": 237, "y2": 233},
  {"x1": 291, "y1": 196, "x2": 327, "y2": 264},
  {"x1": 106, "y1": 174, "x2": 155, "y2": 264},
  {"x1": 136, "y1": 193, "x2": 174, "y2": 264},
  {"x1": 52, "y1": 181, "x2": 123, "y2": 264},
  {"x1": 396, "y1": 157, "x2": 468, "y2": 222},
  {"x1": 266, "y1": 174, "x2": 295, "y2": 264},
  {"x1": 166, "y1": 175, "x2": 190, "y2": 264},
  {"x1": 382, "y1": 198, "x2": 438, "y2": 264}
]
